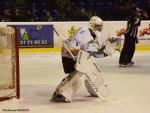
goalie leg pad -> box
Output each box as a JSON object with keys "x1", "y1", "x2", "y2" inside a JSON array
[
  {"x1": 85, "y1": 73, "x2": 104, "y2": 97},
  {"x1": 51, "y1": 70, "x2": 85, "y2": 102},
  {"x1": 75, "y1": 50, "x2": 107, "y2": 98}
]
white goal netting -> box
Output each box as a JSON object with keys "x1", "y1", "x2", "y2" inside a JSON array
[{"x1": 0, "y1": 26, "x2": 20, "y2": 100}]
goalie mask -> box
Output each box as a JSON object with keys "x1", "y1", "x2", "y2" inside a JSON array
[{"x1": 89, "y1": 16, "x2": 103, "y2": 32}]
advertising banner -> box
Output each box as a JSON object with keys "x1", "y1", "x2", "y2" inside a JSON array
[{"x1": 9, "y1": 25, "x2": 53, "y2": 48}]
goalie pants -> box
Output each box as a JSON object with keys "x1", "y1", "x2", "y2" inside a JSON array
[
  {"x1": 53, "y1": 70, "x2": 104, "y2": 101},
  {"x1": 62, "y1": 57, "x2": 76, "y2": 74}
]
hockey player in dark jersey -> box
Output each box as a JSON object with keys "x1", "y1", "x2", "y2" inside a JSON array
[{"x1": 119, "y1": 7, "x2": 147, "y2": 67}]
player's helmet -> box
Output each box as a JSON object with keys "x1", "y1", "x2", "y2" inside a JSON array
[
  {"x1": 132, "y1": 6, "x2": 141, "y2": 12},
  {"x1": 89, "y1": 16, "x2": 103, "y2": 31},
  {"x1": 131, "y1": 6, "x2": 142, "y2": 17}
]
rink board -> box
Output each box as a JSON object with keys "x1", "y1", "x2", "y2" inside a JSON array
[
  {"x1": 0, "y1": 21, "x2": 150, "y2": 51},
  {"x1": 19, "y1": 46, "x2": 150, "y2": 53}
]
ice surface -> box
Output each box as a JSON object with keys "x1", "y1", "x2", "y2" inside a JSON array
[{"x1": 0, "y1": 51, "x2": 150, "y2": 113}]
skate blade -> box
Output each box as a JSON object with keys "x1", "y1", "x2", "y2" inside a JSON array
[{"x1": 119, "y1": 65, "x2": 127, "y2": 67}]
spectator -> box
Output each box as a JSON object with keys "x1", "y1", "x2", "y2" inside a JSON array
[
  {"x1": 42, "y1": 10, "x2": 53, "y2": 22},
  {"x1": 125, "y1": 0, "x2": 135, "y2": 16},
  {"x1": 0, "y1": 0, "x2": 148, "y2": 22},
  {"x1": 70, "y1": 8, "x2": 81, "y2": 21},
  {"x1": 12, "y1": 8, "x2": 23, "y2": 22},
  {"x1": 144, "y1": 0, "x2": 150, "y2": 19},
  {"x1": 126, "y1": 0, "x2": 135, "y2": 10},
  {"x1": 24, "y1": 9, "x2": 35, "y2": 22},
  {"x1": 58, "y1": 10, "x2": 67, "y2": 21},
  {"x1": 86, "y1": 8, "x2": 96, "y2": 20},
  {"x1": 79, "y1": 8, "x2": 89, "y2": 21},
  {"x1": 113, "y1": 0, "x2": 131, "y2": 20},
  {"x1": 2, "y1": 9, "x2": 12, "y2": 22},
  {"x1": 56, "y1": 0, "x2": 70, "y2": 12}
]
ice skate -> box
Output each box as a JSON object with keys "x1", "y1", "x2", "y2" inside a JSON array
[
  {"x1": 127, "y1": 61, "x2": 134, "y2": 66},
  {"x1": 119, "y1": 63, "x2": 127, "y2": 67},
  {"x1": 51, "y1": 92, "x2": 71, "y2": 103}
]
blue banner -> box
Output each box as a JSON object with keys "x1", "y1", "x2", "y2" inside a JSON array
[{"x1": 9, "y1": 25, "x2": 53, "y2": 48}]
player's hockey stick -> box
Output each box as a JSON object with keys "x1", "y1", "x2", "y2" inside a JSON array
[
  {"x1": 54, "y1": 27, "x2": 105, "y2": 101},
  {"x1": 54, "y1": 27, "x2": 76, "y2": 61}
]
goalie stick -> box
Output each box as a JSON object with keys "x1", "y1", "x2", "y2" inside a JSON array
[
  {"x1": 54, "y1": 27, "x2": 105, "y2": 101},
  {"x1": 54, "y1": 28, "x2": 76, "y2": 61}
]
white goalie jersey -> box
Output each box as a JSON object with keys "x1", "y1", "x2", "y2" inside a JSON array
[
  {"x1": 62, "y1": 27, "x2": 104, "y2": 57},
  {"x1": 62, "y1": 27, "x2": 121, "y2": 59}
]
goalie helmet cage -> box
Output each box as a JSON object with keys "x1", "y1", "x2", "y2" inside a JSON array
[{"x1": 0, "y1": 26, "x2": 20, "y2": 101}]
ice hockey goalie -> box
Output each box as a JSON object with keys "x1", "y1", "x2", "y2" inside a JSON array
[{"x1": 51, "y1": 16, "x2": 121, "y2": 103}]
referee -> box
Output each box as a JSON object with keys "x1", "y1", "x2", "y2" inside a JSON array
[{"x1": 119, "y1": 7, "x2": 142, "y2": 67}]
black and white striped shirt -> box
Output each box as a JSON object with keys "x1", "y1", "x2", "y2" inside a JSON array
[{"x1": 125, "y1": 15, "x2": 141, "y2": 39}]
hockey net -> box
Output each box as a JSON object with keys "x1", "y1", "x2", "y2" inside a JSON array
[{"x1": 0, "y1": 26, "x2": 20, "y2": 100}]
